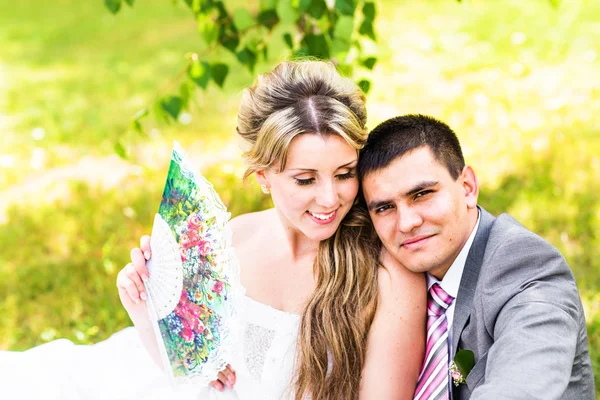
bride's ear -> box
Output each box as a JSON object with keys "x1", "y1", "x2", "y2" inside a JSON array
[
  {"x1": 255, "y1": 169, "x2": 267, "y2": 185},
  {"x1": 255, "y1": 169, "x2": 271, "y2": 193}
]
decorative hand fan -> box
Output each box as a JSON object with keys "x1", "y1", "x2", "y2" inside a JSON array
[{"x1": 144, "y1": 142, "x2": 242, "y2": 387}]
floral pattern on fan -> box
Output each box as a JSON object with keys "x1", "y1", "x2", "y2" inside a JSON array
[{"x1": 144, "y1": 142, "x2": 241, "y2": 386}]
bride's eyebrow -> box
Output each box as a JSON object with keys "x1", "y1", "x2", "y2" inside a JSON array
[
  {"x1": 287, "y1": 159, "x2": 358, "y2": 173},
  {"x1": 336, "y1": 160, "x2": 358, "y2": 169}
]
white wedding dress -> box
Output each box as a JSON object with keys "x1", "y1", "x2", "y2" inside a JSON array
[{"x1": 0, "y1": 296, "x2": 301, "y2": 400}]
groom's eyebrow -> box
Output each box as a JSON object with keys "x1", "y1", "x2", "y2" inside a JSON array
[
  {"x1": 367, "y1": 180, "x2": 439, "y2": 211},
  {"x1": 405, "y1": 180, "x2": 439, "y2": 197}
]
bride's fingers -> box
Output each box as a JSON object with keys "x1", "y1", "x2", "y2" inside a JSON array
[
  {"x1": 124, "y1": 264, "x2": 146, "y2": 302},
  {"x1": 210, "y1": 380, "x2": 224, "y2": 391},
  {"x1": 130, "y1": 248, "x2": 149, "y2": 282},
  {"x1": 117, "y1": 272, "x2": 141, "y2": 304},
  {"x1": 217, "y1": 371, "x2": 231, "y2": 389},
  {"x1": 225, "y1": 364, "x2": 236, "y2": 384},
  {"x1": 218, "y1": 368, "x2": 235, "y2": 388},
  {"x1": 140, "y1": 235, "x2": 151, "y2": 260}
]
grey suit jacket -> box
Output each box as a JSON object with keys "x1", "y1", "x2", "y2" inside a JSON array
[{"x1": 451, "y1": 207, "x2": 595, "y2": 399}]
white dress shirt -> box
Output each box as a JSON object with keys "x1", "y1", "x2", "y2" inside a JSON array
[{"x1": 426, "y1": 210, "x2": 480, "y2": 356}]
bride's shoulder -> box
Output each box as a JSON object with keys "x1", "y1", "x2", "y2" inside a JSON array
[{"x1": 228, "y1": 208, "x2": 276, "y2": 249}]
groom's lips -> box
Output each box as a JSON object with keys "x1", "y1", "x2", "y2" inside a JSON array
[{"x1": 401, "y1": 234, "x2": 435, "y2": 248}]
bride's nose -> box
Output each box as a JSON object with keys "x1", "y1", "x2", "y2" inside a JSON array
[{"x1": 315, "y1": 180, "x2": 339, "y2": 208}]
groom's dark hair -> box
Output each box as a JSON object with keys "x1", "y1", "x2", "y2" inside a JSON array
[{"x1": 358, "y1": 114, "x2": 465, "y2": 181}]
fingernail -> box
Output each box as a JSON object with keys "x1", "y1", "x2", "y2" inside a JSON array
[
  {"x1": 142, "y1": 275, "x2": 149, "y2": 283},
  {"x1": 140, "y1": 292, "x2": 147, "y2": 301},
  {"x1": 144, "y1": 251, "x2": 150, "y2": 260}
]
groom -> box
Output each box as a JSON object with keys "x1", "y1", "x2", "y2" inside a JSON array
[{"x1": 358, "y1": 114, "x2": 595, "y2": 399}]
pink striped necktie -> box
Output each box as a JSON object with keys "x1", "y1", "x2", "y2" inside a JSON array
[{"x1": 414, "y1": 283, "x2": 455, "y2": 400}]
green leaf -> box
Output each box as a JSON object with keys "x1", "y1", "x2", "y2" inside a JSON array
[
  {"x1": 359, "y1": 19, "x2": 375, "y2": 41},
  {"x1": 305, "y1": 0, "x2": 327, "y2": 19},
  {"x1": 197, "y1": 13, "x2": 219, "y2": 46},
  {"x1": 333, "y1": 15, "x2": 354, "y2": 43},
  {"x1": 211, "y1": 63, "x2": 229, "y2": 88},
  {"x1": 454, "y1": 349, "x2": 475, "y2": 377},
  {"x1": 179, "y1": 82, "x2": 193, "y2": 107},
  {"x1": 357, "y1": 79, "x2": 371, "y2": 94},
  {"x1": 219, "y1": 23, "x2": 240, "y2": 53},
  {"x1": 104, "y1": 0, "x2": 121, "y2": 14},
  {"x1": 233, "y1": 8, "x2": 255, "y2": 31},
  {"x1": 114, "y1": 141, "x2": 127, "y2": 159},
  {"x1": 302, "y1": 33, "x2": 330, "y2": 59},
  {"x1": 131, "y1": 120, "x2": 143, "y2": 135},
  {"x1": 259, "y1": 0, "x2": 278, "y2": 10},
  {"x1": 335, "y1": 0, "x2": 356, "y2": 16},
  {"x1": 133, "y1": 108, "x2": 149, "y2": 121},
  {"x1": 283, "y1": 33, "x2": 294, "y2": 49},
  {"x1": 361, "y1": 56, "x2": 377, "y2": 70},
  {"x1": 298, "y1": 0, "x2": 312, "y2": 11},
  {"x1": 131, "y1": 107, "x2": 148, "y2": 135},
  {"x1": 362, "y1": 1, "x2": 376, "y2": 21},
  {"x1": 160, "y1": 96, "x2": 183, "y2": 119},
  {"x1": 214, "y1": 1, "x2": 229, "y2": 19},
  {"x1": 277, "y1": 0, "x2": 300, "y2": 24},
  {"x1": 257, "y1": 9, "x2": 279, "y2": 30},
  {"x1": 236, "y1": 47, "x2": 258, "y2": 72},
  {"x1": 124, "y1": 0, "x2": 135, "y2": 6},
  {"x1": 188, "y1": 60, "x2": 212, "y2": 89}
]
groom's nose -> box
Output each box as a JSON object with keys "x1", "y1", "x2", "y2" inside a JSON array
[{"x1": 396, "y1": 205, "x2": 423, "y2": 233}]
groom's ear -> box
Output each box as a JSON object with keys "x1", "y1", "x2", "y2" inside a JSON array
[{"x1": 460, "y1": 165, "x2": 479, "y2": 209}]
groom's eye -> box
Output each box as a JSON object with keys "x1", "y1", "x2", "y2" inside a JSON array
[
  {"x1": 375, "y1": 204, "x2": 393, "y2": 214},
  {"x1": 414, "y1": 190, "x2": 433, "y2": 199}
]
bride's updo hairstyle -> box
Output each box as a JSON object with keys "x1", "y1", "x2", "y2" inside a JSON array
[{"x1": 237, "y1": 60, "x2": 379, "y2": 400}]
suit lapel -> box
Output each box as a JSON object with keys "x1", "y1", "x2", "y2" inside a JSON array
[{"x1": 450, "y1": 207, "x2": 495, "y2": 359}]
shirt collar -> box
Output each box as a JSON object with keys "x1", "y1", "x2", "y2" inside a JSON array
[{"x1": 427, "y1": 210, "x2": 481, "y2": 297}]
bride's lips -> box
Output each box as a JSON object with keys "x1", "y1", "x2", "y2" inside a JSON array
[
  {"x1": 306, "y1": 209, "x2": 337, "y2": 225},
  {"x1": 401, "y1": 234, "x2": 435, "y2": 249}
]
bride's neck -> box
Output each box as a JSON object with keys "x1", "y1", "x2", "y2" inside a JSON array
[{"x1": 271, "y1": 209, "x2": 320, "y2": 262}]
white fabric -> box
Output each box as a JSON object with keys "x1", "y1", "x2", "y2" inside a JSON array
[
  {"x1": 0, "y1": 296, "x2": 301, "y2": 400},
  {"x1": 426, "y1": 210, "x2": 480, "y2": 354}
]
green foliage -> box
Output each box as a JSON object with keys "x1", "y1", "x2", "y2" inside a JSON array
[{"x1": 105, "y1": 0, "x2": 380, "y2": 145}]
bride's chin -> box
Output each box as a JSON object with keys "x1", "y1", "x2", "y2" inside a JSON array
[{"x1": 305, "y1": 224, "x2": 342, "y2": 242}]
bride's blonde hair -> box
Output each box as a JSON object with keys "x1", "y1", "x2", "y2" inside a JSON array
[{"x1": 237, "y1": 60, "x2": 380, "y2": 399}]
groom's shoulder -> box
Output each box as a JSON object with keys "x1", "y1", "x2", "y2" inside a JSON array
[
  {"x1": 486, "y1": 211, "x2": 561, "y2": 257},
  {"x1": 480, "y1": 210, "x2": 573, "y2": 284}
]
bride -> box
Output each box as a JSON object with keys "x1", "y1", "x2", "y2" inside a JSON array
[
  {"x1": 118, "y1": 60, "x2": 426, "y2": 399},
  {"x1": 0, "y1": 61, "x2": 424, "y2": 400}
]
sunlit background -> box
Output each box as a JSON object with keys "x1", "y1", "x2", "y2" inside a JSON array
[{"x1": 1, "y1": 0, "x2": 598, "y2": 393}]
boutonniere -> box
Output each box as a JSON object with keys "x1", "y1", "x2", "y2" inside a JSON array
[{"x1": 449, "y1": 349, "x2": 475, "y2": 386}]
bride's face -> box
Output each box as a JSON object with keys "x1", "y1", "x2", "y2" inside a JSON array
[{"x1": 259, "y1": 133, "x2": 359, "y2": 242}]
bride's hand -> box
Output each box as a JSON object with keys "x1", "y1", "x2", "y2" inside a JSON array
[
  {"x1": 210, "y1": 364, "x2": 236, "y2": 391},
  {"x1": 116, "y1": 235, "x2": 151, "y2": 318},
  {"x1": 118, "y1": 236, "x2": 237, "y2": 390}
]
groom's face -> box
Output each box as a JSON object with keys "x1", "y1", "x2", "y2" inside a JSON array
[{"x1": 362, "y1": 146, "x2": 478, "y2": 280}]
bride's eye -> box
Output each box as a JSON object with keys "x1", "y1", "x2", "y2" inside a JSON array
[
  {"x1": 294, "y1": 178, "x2": 315, "y2": 186},
  {"x1": 336, "y1": 171, "x2": 356, "y2": 180}
]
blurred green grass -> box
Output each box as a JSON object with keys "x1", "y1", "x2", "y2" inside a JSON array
[{"x1": 0, "y1": 0, "x2": 598, "y2": 393}]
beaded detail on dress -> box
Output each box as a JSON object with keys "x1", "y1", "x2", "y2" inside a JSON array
[{"x1": 244, "y1": 324, "x2": 276, "y2": 381}]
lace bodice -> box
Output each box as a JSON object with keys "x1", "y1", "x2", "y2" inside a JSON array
[{"x1": 224, "y1": 296, "x2": 301, "y2": 399}]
